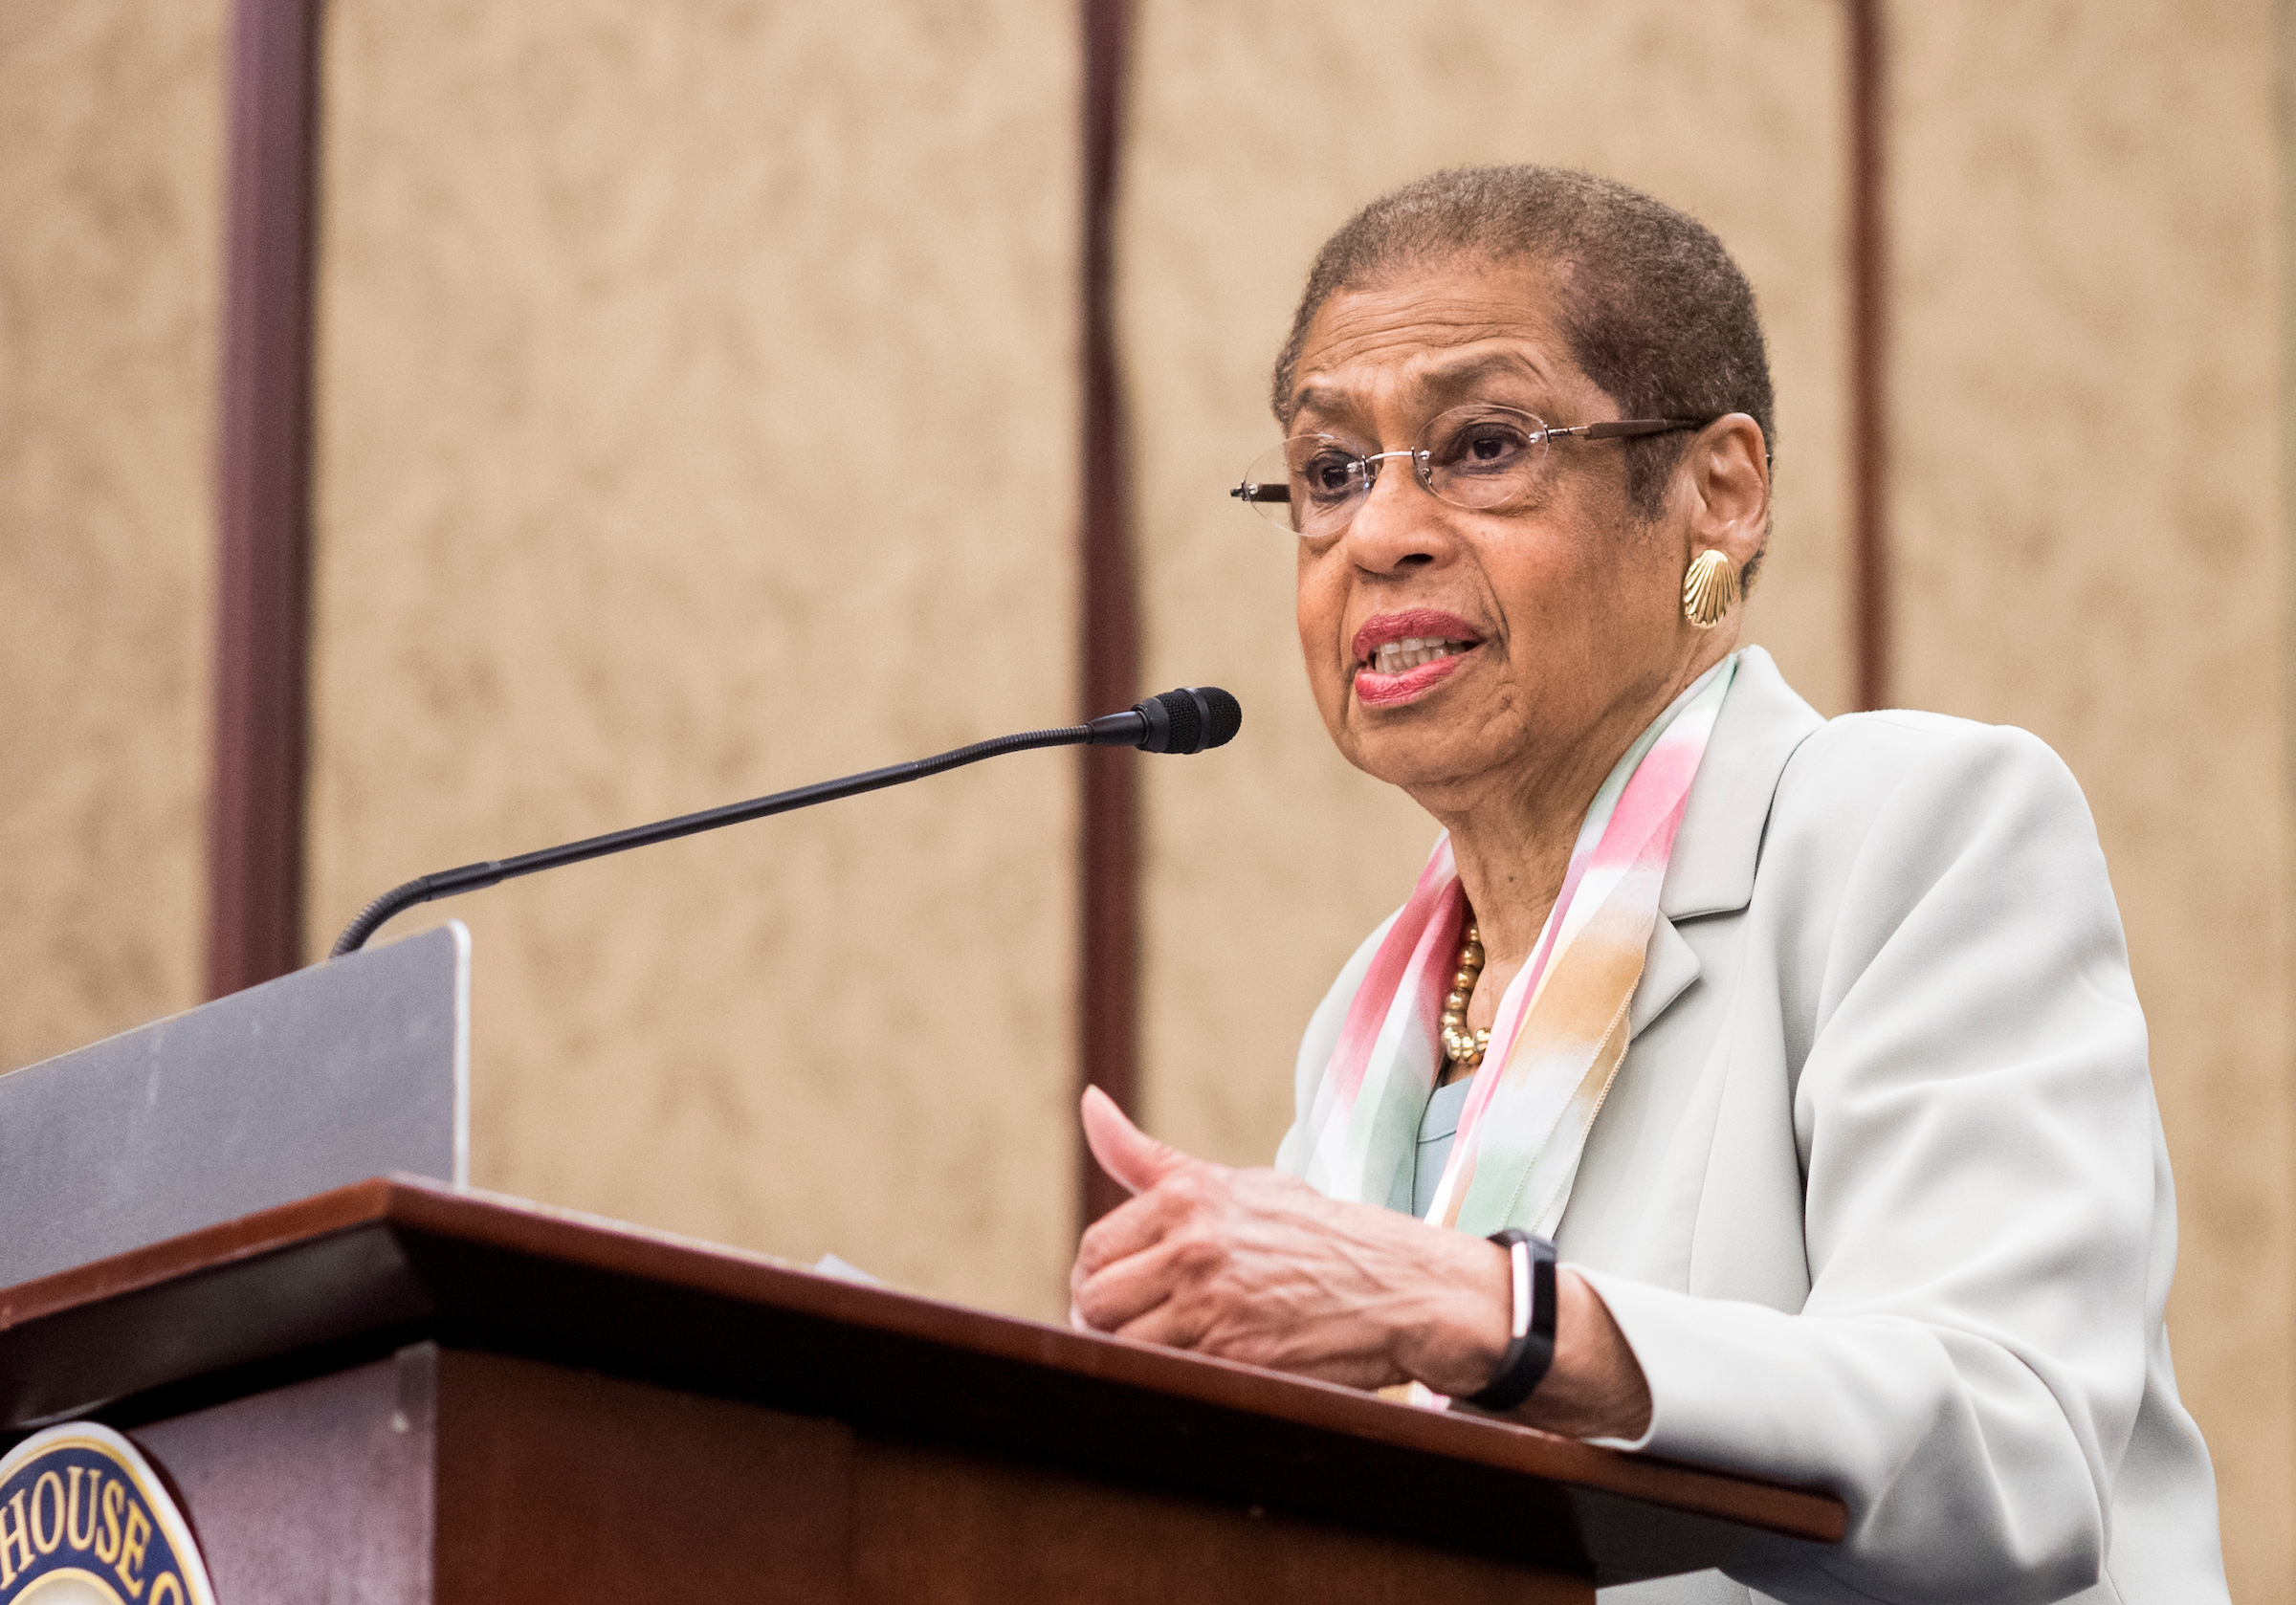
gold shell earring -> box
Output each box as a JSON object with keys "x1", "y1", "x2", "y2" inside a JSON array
[{"x1": 1682, "y1": 549, "x2": 1739, "y2": 629}]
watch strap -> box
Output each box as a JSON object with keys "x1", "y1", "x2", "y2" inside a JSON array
[{"x1": 1460, "y1": 1228, "x2": 1557, "y2": 1413}]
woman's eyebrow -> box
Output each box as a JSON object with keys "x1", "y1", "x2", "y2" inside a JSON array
[
  {"x1": 1289, "y1": 352, "x2": 1555, "y2": 429},
  {"x1": 1289, "y1": 385, "x2": 1366, "y2": 430},
  {"x1": 1411, "y1": 351, "x2": 1551, "y2": 406}
]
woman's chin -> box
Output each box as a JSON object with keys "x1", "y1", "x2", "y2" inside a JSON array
[
  {"x1": 1347, "y1": 737, "x2": 1493, "y2": 802},
  {"x1": 1342, "y1": 694, "x2": 1507, "y2": 797}
]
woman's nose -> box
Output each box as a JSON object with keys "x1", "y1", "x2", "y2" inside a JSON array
[{"x1": 1342, "y1": 460, "x2": 1452, "y2": 572}]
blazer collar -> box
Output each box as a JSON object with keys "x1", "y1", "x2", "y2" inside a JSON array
[{"x1": 1658, "y1": 646, "x2": 1825, "y2": 921}]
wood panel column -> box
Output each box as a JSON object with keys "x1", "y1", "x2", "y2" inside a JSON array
[
  {"x1": 1847, "y1": 0, "x2": 1889, "y2": 713},
  {"x1": 208, "y1": 0, "x2": 321, "y2": 997},
  {"x1": 1078, "y1": 0, "x2": 1137, "y2": 1225}
]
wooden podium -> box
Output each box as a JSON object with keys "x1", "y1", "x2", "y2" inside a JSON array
[{"x1": 0, "y1": 1176, "x2": 1842, "y2": 1603}]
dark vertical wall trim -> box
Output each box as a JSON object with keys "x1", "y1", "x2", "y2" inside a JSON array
[
  {"x1": 209, "y1": 0, "x2": 321, "y2": 998},
  {"x1": 1079, "y1": 0, "x2": 1138, "y2": 1225},
  {"x1": 1847, "y1": 0, "x2": 1890, "y2": 712}
]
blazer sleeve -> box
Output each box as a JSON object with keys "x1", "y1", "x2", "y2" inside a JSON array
[{"x1": 1576, "y1": 715, "x2": 2174, "y2": 1605}]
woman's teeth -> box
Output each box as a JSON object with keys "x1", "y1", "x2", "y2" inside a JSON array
[{"x1": 1370, "y1": 636, "x2": 1471, "y2": 675}]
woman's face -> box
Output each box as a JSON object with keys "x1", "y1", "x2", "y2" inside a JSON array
[{"x1": 1288, "y1": 255, "x2": 1741, "y2": 811}]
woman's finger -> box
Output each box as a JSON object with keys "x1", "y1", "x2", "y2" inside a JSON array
[
  {"x1": 1072, "y1": 1235, "x2": 1193, "y2": 1334},
  {"x1": 1081, "y1": 1086, "x2": 1196, "y2": 1196},
  {"x1": 1073, "y1": 1183, "x2": 1189, "y2": 1280}
]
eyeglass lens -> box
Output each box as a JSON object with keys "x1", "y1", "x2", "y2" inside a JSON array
[{"x1": 1234, "y1": 406, "x2": 1554, "y2": 536}]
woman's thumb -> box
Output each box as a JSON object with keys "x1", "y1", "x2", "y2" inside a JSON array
[{"x1": 1080, "y1": 1085, "x2": 1193, "y2": 1197}]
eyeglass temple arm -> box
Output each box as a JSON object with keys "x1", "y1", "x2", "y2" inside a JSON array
[
  {"x1": 1567, "y1": 418, "x2": 1707, "y2": 441},
  {"x1": 1230, "y1": 481, "x2": 1290, "y2": 503}
]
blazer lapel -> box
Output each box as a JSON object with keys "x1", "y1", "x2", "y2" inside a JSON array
[
  {"x1": 1658, "y1": 647, "x2": 1827, "y2": 921},
  {"x1": 1630, "y1": 916, "x2": 1700, "y2": 1041},
  {"x1": 1627, "y1": 649, "x2": 1826, "y2": 1041}
]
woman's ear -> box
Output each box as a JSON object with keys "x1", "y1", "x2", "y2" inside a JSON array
[{"x1": 1682, "y1": 413, "x2": 1770, "y2": 571}]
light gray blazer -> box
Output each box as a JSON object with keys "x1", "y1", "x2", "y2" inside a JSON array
[{"x1": 1286, "y1": 648, "x2": 2226, "y2": 1605}]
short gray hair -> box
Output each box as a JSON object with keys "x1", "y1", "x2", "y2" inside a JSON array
[{"x1": 1272, "y1": 165, "x2": 1775, "y2": 520}]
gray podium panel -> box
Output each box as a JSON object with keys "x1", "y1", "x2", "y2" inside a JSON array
[{"x1": 0, "y1": 922, "x2": 469, "y2": 1288}]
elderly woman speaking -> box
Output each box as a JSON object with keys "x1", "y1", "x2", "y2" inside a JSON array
[{"x1": 1070, "y1": 167, "x2": 2226, "y2": 1604}]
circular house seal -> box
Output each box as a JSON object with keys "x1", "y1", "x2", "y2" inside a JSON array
[{"x1": 0, "y1": 1424, "x2": 214, "y2": 1605}]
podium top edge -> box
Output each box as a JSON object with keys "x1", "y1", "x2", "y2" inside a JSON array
[{"x1": 0, "y1": 1176, "x2": 1844, "y2": 1554}]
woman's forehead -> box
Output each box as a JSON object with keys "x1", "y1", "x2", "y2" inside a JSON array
[{"x1": 1288, "y1": 263, "x2": 1592, "y2": 423}]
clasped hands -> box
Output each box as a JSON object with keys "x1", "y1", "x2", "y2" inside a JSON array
[{"x1": 1067, "y1": 1087, "x2": 1651, "y2": 1440}]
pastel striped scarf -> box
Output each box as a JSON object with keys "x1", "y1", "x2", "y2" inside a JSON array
[{"x1": 1292, "y1": 656, "x2": 1736, "y2": 1239}]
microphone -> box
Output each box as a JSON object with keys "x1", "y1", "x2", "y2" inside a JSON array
[
  {"x1": 327, "y1": 686, "x2": 1243, "y2": 958},
  {"x1": 1085, "y1": 684, "x2": 1243, "y2": 756}
]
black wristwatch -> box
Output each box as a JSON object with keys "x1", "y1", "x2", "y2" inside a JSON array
[{"x1": 1460, "y1": 1228, "x2": 1558, "y2": 1413}]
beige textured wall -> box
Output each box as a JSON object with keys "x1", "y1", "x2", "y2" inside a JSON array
[
  {"x1": 0, "y1": 5, "x2": 223, "y2": 1074},
  {"x1": 305, "y1": 2, "x2": 1080, "y2": 1319},
  {"x1": 1118, "y1": 0, "x2": 1851, "y2": 1166},
  {"x1": 7, "y1": 3, "x2": 2290, "y2": 1579},
  {"x1": 1891, "y1": 4, "x2": 2292, "y2": 1593}
]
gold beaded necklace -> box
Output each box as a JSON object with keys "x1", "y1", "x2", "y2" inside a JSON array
[{"x1": 1439, "y1": 921, "x2": 1490, "y2": 1070}]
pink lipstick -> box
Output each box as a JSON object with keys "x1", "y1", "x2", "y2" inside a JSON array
[{"x1": 1350, "y1": 609, "x2": 1485, "y2": 710}]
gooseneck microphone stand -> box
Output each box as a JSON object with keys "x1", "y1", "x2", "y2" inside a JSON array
[{"x1": 328, "y1": 686, "x2": 1242, "y2": 958}]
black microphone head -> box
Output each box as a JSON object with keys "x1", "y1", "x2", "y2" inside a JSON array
[
  {"x1": 1134, "y1": 687, "x2": 1243, "y2": 755},
  {"x1": 1193, "y1": 686, "x2": 1243, "y2": 750}
]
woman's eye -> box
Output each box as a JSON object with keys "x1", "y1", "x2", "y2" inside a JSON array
[
  {"x1": 1446, "y1": 425, "x2": 1532, "y2": 471},
  {"x1": 1299, "y1": 453, "x2": 1360, "y2": 498}
]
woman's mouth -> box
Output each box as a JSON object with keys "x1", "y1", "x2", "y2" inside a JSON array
[
  {"x1": 1369, "y1": 635, "x2": 1472, "y2": 676},
  {"x1": 1349, "y1": 609, "x2": 1486, "y2": 708},
  {"x1": 1353, "y1": 635, "x2": 1481, "y2": 707}
]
